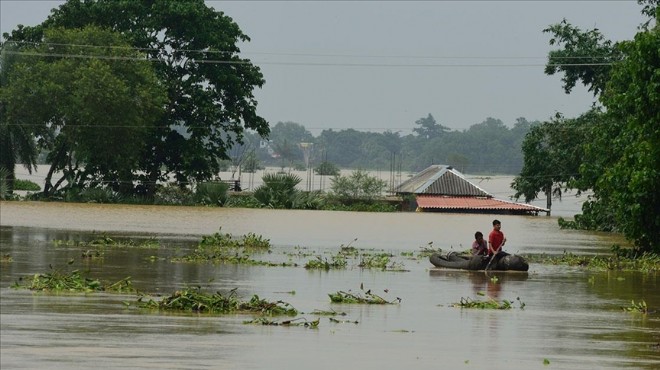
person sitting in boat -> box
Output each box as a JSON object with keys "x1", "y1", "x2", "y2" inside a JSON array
[
  {"x1": 471, "y1": 231, "x2": 488, "y2": 256},
  {"x1": 488, "y1": 219, "x2": 507, "y2": 257}
]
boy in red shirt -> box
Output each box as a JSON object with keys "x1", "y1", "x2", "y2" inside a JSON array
[{"x1": 488, "y1": 219, "x2": 506, "y2": 256}]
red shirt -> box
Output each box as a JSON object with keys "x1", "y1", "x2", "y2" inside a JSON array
[{"x1": 489, "y1": 229, "x2": 505, "y2": 254}]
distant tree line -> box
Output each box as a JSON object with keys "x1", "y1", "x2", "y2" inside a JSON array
[{"x1": 238, "y1": 115, "x2": 537, "y2": 176}]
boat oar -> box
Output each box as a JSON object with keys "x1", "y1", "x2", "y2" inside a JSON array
[{"x1": 484, "y1": 250, "x2": 498, "y2": 272}]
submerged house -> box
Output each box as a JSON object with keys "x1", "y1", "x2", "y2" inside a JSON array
[{"x1": 394, "y1": 165, "x2": 549, "y2": 215}]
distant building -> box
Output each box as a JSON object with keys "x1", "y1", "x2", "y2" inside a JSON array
[{"x1": 394, "y1": 165, "x2": 548, "y2": 215}]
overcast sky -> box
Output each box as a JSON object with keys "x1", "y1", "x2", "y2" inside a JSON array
[{"x1": 1, "y1": 0, "x2": 645, "y2": 134}]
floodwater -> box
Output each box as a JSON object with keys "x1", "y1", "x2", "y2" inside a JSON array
[{"x1": 1, "y1": 200, "x2": 659, "y2": 369}]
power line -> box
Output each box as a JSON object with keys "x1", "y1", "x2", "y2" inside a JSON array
[{"x1": 5, "y1": 40, "x2": 620, "y2": 60}]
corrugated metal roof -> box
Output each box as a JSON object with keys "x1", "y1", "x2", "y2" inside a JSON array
[
  {"x1": 416, "y1": 195, "x2": 549, "y2": 213},
  {"x1": 395, "y1": 165, "x2": 490, "y2": 197}
]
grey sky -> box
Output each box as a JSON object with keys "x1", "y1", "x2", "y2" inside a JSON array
[{"x1": 1, "y1": 1, "x2": 645, "y2": 134}]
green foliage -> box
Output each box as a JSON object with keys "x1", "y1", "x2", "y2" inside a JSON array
[
  {"x1": 320, "y1": 201, "x2": 397, "y2": 212},
  {"x1": 329, "y1": 287, "x2": 401, "y2": 304},
  {"x1": 358, "y1": 253, "x2": 405, "y2": 271},
  {"x1": 543, "y1": 19, "x2": 622, "y2": 96},
  {"x1": 244, "y1": 317, "x2": 320, "y2": 328},
  {"x1": 330, "y1": 169, "x2": 387, "y2": 201},
  {"x1": 452, "y1": 296, "x2": 525, "y2": 310},
  {"x1": 622, "y1": 300, "x2": 649, "y2": 314},
  {"x1": 194, "y1": 182, "x2": 229, "y2": 206},
  {"x1": 12, "y1": 179, "x2": 41, "y2": 191},
  {"x1": 252, "y1": 172, "x2": 322, "y2": 209},
  {"x1": 512, "y1": 112, "x2": 592, "y2": 210},
  {"x1": 4, "y1": 0, "x2": 269, "y2": 196},
  {"x1": 314, "y1": 161, "x2": 340, "y2": 176},
  {"x1": 174, "y1": 230, "x2": 280, "y2": 265},
  {"x1": 525, "y1": 8, "x2": 660, "y2": 253},
  {"x1": 199, "y1": 230, "x2": 271, "y2": 251},
  {"x1": 525, "y1": 249, "x2": 660, "y2": 272},
  {"x1": 0, "y1": 167, "x2": 9, "y2": 199},
  {"x1": 2, "y1": 26, "x2": 166, "y2": 197},
  {"x1": 13, "y1": 268, "x2": 134, "y2": 293},
  {"x1": 154, "y1": 184, "x2": 194, "y2": 205},
  {"x1": 304, "y1": 254, "x2": 348, "y2": 270},
  {"x1": 224, "y1": 194, "x2": 264, "y2": 208},
  {"x1": 413, "y1": 113, "x2": 450, "y2": 139},
  {"x1": 139, "y1": 287, "x2": 297, "y2": 315}
]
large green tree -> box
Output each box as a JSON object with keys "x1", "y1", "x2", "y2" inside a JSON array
[
  {"x1": 0, "y1": 43, "x2": 42, "y2": 192},
  {"x1": 588, "y1": 17, "x2": 659, "y2": 251},
  {"x1": 512, "y1": 113, "x2": 592, "y2": 211},
  {"x1": 517, "y1": 2, "x2": 659, "y2": 253},
  {"x1": 3, "y1": 0, "x2": 268, "y2": 195},
  {"x1": 1, "y1": 26, "x2": 166, "y2": 195}
]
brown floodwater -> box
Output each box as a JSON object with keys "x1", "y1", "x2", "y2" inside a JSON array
[{"x1": 0, "y1": 201, "x2": 658, "y2": 370}]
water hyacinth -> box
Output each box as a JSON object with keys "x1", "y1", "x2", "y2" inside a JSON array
[
  {"x1": 139, "y1": 287, "x2": 297, "y2": 316},
  {"x1": 13, "y1": 269, "x2": 134, "y2": 293}
]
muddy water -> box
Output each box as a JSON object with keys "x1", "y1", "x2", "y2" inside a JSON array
[{"x1": 1, "y1": 202, "x2": 658, "y2": 370}]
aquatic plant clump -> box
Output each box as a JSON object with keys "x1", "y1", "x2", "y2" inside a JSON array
[
  {"x1": 244, "y1": 317, "x2": 320, "y2": 328},
  {"x1": 199, "y1": 230, "x2": 271, "y2": 250},
  {"x1": 304, "y1": 254, "x2": 348, "y2": 270},
  {"x1": 173, "y1": 230, "x2": 279, "y2": 265},
  {"x1": 622, "y1": 300, "x2": 649, "y2": 314},
  {"x1": 13, "y1": 269, "x2": 134, "y2": 293},
  {"x1": 525, "y1": 251, "x2": 660, "y2": 272},
  {"x1": 139, "y1": 288, "x2": 298, "y2": 316},
  {"x1": 358, "y1": 252, "x2": 406, "y2": 271},
  {"x1": 52, "y1": 235, "x2": 161, "y2": 249},
  {"x1": 452, "y1": 296, "x2": 526, "y2": 310},
  {"x1": 329, "y1": 289, "x2": 401, "y2": 304}
]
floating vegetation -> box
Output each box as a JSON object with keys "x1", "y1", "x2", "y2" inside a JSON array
[
  {"x1": 329, "y1": 285, "x2": 401, "y2": 304},
  {"x1": 244, "y1": 317, "x2": 320, "y2": 328},
  {"x1": 304, "y1": 254, "x2": 348, "y2": 270},
  {"x1": 543, "y1": 358, "x2": 551, "y2": 365},
  {"x1": 138, "y1": 287, "x2": 298, "y2": 315},
  {"x1": 53, "y1": 235, "x2": 161, "y2": 249},
  {"x1": 329, "y1": 317, "x2": 359, "y2": 324},
  {"x1": 307, "y1": 309, "x2": 347, "y2": 316},
  {"x1": 622, "y1": 300, "x2": 649, "y2": 314},
  {"x1": 172, "y1": 230, "x2": 284, "y2": 266},
  {"x1": 1, "y1": 254, "x2": 12, "y2": 262},
  {"x1": 173, "y1": 247, "x2": 296, "y2": 266},
  {"x1": 13, "y1": 268, "x2": 134, "y2": 293},
  {"x1": 416, "y1": 242, "x2": 442, "y2": 258},
  {"x1": 452, "y1": 296, "x2": 526, "y2": 310},
  {"x1": 358, "y1": 252, "x2": 406, "y2": 271},
  {"x1": 525, "y1": 251, "x2": 660, "y2": 272},
  {"x1": 199, "y1": 229, "x2": 271, "y2": 250}
]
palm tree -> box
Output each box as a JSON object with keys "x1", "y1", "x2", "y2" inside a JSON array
[{"x1": 0, "y1": 42, "x2": 39, "y2": 193}]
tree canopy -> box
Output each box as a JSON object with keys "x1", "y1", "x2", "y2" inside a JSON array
[
  {"x1": 2, "y1": 0, "x2": 268, "y2": 195},
  {"x1": 514, "y1": 3, "x2": 659, "y2": 253}
]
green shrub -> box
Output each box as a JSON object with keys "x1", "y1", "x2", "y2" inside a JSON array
[
  {"x1": 154, "y1": 184, "x2": 194, "y2": 205},
  {"x1": 13, "y1": 179, "x2": 41, "y2": 191},
  {"x1": 195, "y1": 181, "x2": 229, "y2": 206}
]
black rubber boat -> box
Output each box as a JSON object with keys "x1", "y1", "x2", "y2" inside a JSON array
[{"x1": 429, "y1": 252, "x2": 529, "y2": 272}]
